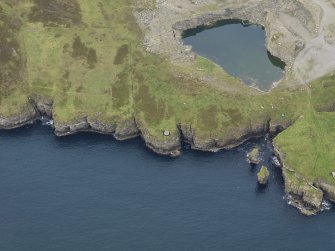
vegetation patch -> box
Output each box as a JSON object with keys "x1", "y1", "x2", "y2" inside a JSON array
[
  {"x1": 114, "y1": 45, "x2": 129, "y2": 65},
  {"x1": 112, "y1": 71, "x2": 130, "y2": 108},
  {"x1": 72, "y1": 36, "x2": 97, "y2": 68},
  {"x1": 29, "y1": 0, "x2": 82, "y2": 27},
  {"x1": 0, "y1": 3, "x2": 23, "y2": 90}
]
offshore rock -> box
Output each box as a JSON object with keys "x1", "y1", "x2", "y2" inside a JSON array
[
  {"x1": 247, "y1": 147, "x2": 261, "y2": 165},
  {"x1": 257, "y1": 165, "x2": 270, "y2": 185}
]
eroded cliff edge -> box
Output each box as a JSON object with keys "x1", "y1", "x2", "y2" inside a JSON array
[{"x1": 1, "y1": 0, "x2": 335, "y2": 215}]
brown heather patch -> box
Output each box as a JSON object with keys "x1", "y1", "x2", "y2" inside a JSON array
[
  {"x1": 29, "y1": 0, "x2": 81, "y2": 27},
  {"x1": 112, "y1": 71, "x2": 130, "y2": 108},
  {"x1": 0, "y1": 4, "x2": 24, "y2": 91},
  {"x1": 72, "y1": 36, "x2": 97, "y2": 69},
  {"x1": 114, "y1": 45, "x2": 129, "y2": 65}
]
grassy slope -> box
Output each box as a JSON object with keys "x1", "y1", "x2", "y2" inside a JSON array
[
  {"x1": 0, "y1": 1, "x2": 31, "y2": 116},
  {"x1": 1, "y1": 0, "x2": 335, "y2": 187},
  {"x1": 274, "y1": 74, "x2": 335, "y2": 186}
]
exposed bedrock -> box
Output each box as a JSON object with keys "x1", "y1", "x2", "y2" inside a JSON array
[
  {"x1": 274, "y1": 147, "x2": 335, "y2": 216},
  {"x1": 0, "y1": 107, "x2": 37, "y2": 130},
  {"x1": 137, "y1": 0, "x2": 335, "y2": 83}
]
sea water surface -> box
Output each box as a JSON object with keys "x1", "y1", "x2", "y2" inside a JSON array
[
  {"x1": 1, "y1": 123, "x2": 335, "y2": 251},
  {"x1": 182, "y1": 20, "x2": 285, "y2": 91}
]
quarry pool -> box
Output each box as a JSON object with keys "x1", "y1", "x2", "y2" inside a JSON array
[{"x1": 182, "y1": 20, "x2": 286, "y2": 91}]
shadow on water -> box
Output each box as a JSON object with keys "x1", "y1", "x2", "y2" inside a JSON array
[
  {"x1": 181, "y1": 19, "x2": 253, "y2": 38},
  {"x1": 267, "y1": 51, "x2": 286, "y2": 70}
]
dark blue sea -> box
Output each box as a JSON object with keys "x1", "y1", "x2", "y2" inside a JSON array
[{"x1": 0, "y1": 123, "x2": 335, "y2": 250}]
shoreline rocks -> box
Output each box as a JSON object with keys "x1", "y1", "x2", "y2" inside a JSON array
[
  {"x1": 1, "y1": 98, "x2": 335, "y2": 216},
  {"x1": 273, "y1": 146, "x2": 335, "y2": 216}
]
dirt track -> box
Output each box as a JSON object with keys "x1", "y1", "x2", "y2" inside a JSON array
[{"x1": 293, "y1": 0, "x2": 335, "y2": 83}]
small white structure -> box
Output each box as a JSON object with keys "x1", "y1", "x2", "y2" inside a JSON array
[
  {"x1": 184, "y1": 45, "x2": 192, "y2": 54},
  {"x1": 331, "y1": 171, "x2": 335, "y2": 179},
  {"x1": 163, "y1": 130, "x2": 170, "y2": 137}
]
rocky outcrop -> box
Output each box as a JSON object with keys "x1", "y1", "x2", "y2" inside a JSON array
[
  {"x1": 138, "y1": 122, "x2": 181, "y2": 157},
  {"x1": 314, "y1": 181, "x2": 335, "y2": 203},
  {"x1": 29, "y1": 95, "x2": 54, "y2": 117},
  {"x1": 179, "y1": 121, "x2": 269, "y2": 152},
  {"x1": 247, "y1": 148, "x2": 261, "y2": 165},
  {"x1": 54, "y1": 116, "x2": 91, "y2": 136},
  {"x1": 274, "y1": 147, "x2": 326, "y2": 215},
  {"x1": 114, "y1": 118, "x2": 140, "y2": 141},
  {"x1": 264, "y1": 12, "x2": 301, "y2": 66},
  {"x1": 257, "y1": 166, "x2": 270, "y2": 185},
  {"x1": 0, "y1": 104, "x2": 37, "y2": 129},
  {"x1": 87, "y1": 117, "x2": 117, "y2": 134}
]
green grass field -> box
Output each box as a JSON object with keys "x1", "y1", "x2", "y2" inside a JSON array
[{"x1": 275, "y1": 74, "x2": 335, "y2": 186}]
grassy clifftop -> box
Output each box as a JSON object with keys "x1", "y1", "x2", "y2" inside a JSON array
[
  {"x1": 275, "y1": 74, "x2": 335, "y2": 186},
  {"x1": 1, "y1": 1, "x2": 307, "y2": 136}
]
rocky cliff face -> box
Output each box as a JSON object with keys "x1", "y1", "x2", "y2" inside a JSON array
[
  {"x1": 1, "y1": 0, "x2": 335, "y2": 216},
  {"x1": 0, "y1": 107, "x2": 37, "y2": 129},
  {"x1": 274, "y1": 146, "x2": 335, "y2": 216}
]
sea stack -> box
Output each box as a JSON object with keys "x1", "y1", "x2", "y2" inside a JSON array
[
  {"x1": 247, "y1": 147, "x2": 260, "y2": 165},
  {"x1": 257, "y1": 166, "x2": 270, "y2": 185}
]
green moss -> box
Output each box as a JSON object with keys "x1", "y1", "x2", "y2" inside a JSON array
[{"x1": 257, "y1": 166, "x2": 270, "y2": 184}]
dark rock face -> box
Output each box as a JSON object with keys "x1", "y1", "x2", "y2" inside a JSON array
[
  {"x1": 29, "y1": 96, "x2": 54, "y2": 117},
  {"x1": 114, "y1": 118, "x2": 140, "y2": 141},
  {"x1": 274, "y1": 147, "x2": 325, "y2": 216},
  {"x1": 314, "y1": 181, "x2": 335, "y2": 203},
  {"x1": 0, "y1": 106, "x2": 37, "y2": 129}
]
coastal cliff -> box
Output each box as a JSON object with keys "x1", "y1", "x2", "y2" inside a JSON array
[{"x1": 1, "y1": 0, "x2": 335, "y2": 215}]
